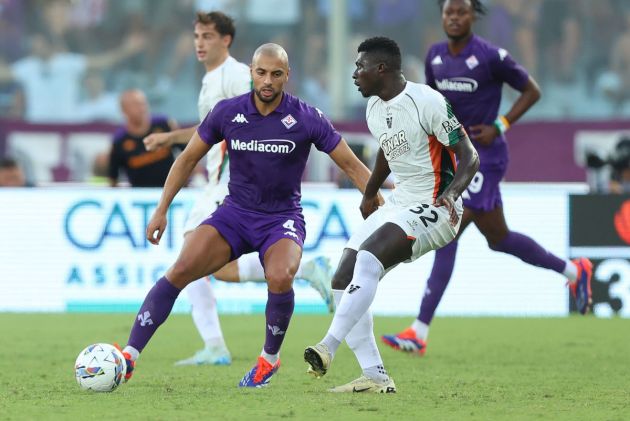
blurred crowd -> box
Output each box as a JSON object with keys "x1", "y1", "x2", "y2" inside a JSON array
[{"x1": 1, "y1": 0, "x2": 630, "y2": 124}]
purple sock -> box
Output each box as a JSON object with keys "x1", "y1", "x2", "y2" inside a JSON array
[
  {"x1": 263, "y1": 289, "x2": 295, "y2": 355},
  {"x1": 490, "y1": 231, "x2": 565, "y2": 273},
  {"x1": 418, "y1": 241, "x2": 458, "y2": 325},
  {"x1": 127, "y1": 277, "x2": 181, "y2": 353}
]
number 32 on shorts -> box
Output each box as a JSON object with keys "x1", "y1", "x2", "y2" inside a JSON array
[{"x1": 408, "y1": 204, "x2": 439, "y2": 228}]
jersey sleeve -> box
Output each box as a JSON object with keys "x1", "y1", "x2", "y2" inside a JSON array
[
  {"x1": 422, "y1": 90, "x2": 465, "y2": 147},
  {"x1": 424, "y1": 48, "x2": 437, "y2": 89},
  {"x1": 10, "y1": 58, "x2": 32, "y2": 84},
  {"x1": 197, "y1": 99, "x2": 228, "y2": 146},
  {"x1": 108, "y1": 140, "x2": 122, "y2": 181},
  {"x1": 227, "y1": 66, "x2": 252, "y2": 97},
  {"x1": 308, "y1": 106, "x2": 342, "y2": 153},
  {"x1": 489, "y1": 46, "x2": 529, "y2": 92},
  {"x1": 64, "y1": 53, "x2": 88, "y2": 76}
]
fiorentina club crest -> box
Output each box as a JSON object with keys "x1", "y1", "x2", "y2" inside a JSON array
[
  {"x1": 465, "y1": 55, "x2": 479, "y2": 70},
  {"x1": 281, "y1": 114, "x2": 297, "y2": 129}
]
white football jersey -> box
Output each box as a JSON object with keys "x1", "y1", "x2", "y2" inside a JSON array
[
  {"x1": 198, "y1": 55, "x2": 251, "y2": 185},
  {"x1": 366, "y1": 81, "x2": 464, "y2": 206}
]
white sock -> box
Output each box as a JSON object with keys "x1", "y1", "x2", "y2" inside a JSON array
[
  {"x1": 122, "y1": 346, "x2": 139, "y2": 361},
  {"x1": 412, "y1": 319, "x2": 430, "y2": 341},
  {"x1": 563, "y1": 260, "x2": 578, "y2": 283},
  {"x1": 363, "y1": 364, "x2": 389, "y2": 383},
  {"x1": 237, "y1": 253, "x2": 266, "y2": 282},
  {"x1": 261, "y1": 349, "x2": 279, "y2": 365},
  {"x1": 185, "y1": 278, "x2": 226, "y2": 349},
  {"x1": 326, "y1": 251, "x2": 383, "y2": 352},
  {"x1": 331, "y1": 289, "x2": 384, "y2": 372}
]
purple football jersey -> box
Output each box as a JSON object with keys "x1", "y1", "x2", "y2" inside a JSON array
[
  {"x1": 197, "y1": 92, "x2": 341, "y2": 213},
  {"x1": 425, "y1": 34, "x2": 529, "y2": 169}
]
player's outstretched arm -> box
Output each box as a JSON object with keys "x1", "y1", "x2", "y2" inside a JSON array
[
  {"x1": 328, "y1": 138, "x2": 373, "y2": 194},
  {"x1": 436, "y1": 129, "x2": 479, "y2": 225},
  {"x1": 502, "y1": 76, "x2": 541, "y2": 126},
  {"x1": 147, "y1": 132, "x2": 210, "y2": 245},
  {"x1": 143, "y1": 126, "x2": 199, "y2": 151}
]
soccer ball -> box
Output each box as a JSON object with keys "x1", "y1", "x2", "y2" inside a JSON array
[{"x1": 74, "y1": 343, "x2": 126, "y2": 392}]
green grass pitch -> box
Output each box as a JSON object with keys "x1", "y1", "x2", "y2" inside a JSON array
[{"x1": 1, "y1": 314, "x2": 629, "y2": 420}]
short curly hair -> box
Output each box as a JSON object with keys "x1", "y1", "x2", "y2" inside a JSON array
[
  {"x1": 438, "y1": 0, "x2": 487, "y2": 16},
  {"x1": 357, "y1": 37, "x2": 402, "y2": 71}
]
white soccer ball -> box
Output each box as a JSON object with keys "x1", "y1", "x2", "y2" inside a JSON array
[{"x1": 74, "y1": 343, "x2": 126, "y2": 392}]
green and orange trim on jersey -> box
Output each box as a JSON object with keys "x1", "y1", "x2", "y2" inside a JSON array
[
  {"x1": 214, "y1": 140, "x2": 229, "y2": 183},
  {"x1": 428, "y1": 135, "x2": 457, "y2": 200},
  {"x1": 445, "y1": 100, "x2": 461, "y2": 146}
]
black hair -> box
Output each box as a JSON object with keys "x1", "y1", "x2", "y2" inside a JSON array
[
  {"x1": 438, "y1": 0, "x2": 487, "y2": 16},
  {"x1": 357, "y1": 37, "x2": 402, "y2": 71},
  {"x1": 0, "y1": 157, "x2": 19, "y2": 169},
  {"x1": 195, "y1": 11, "x2": 236, "y2": 46}
]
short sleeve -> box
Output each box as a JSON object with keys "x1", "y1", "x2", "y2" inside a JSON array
[
  {"x1": 489, "y1": 47, "x2": 529, "y2": 92},
  {"x1": 424, "y1": 48, "x2": 437, "y2": 89},
  {"x1": 197, "y1": 99, "x2": 228, "y2": 146},
  {"x1": 422, "y1": 90, "x2": 465, "y2": 147},
  {"x1": 10, "y1": 58, "x2": 33, "y2": 84},
  {"x1": 108, "y1": 141, "x2": 122, "y2": 180},
  {"x1": 308, "y1": 106, "x2": 342, "y2": 153},
  {"x1": 62, "y1": 53, "x2": 88, "y2": 76},
  {"x1": 227, "y1": 66, "x2": 252, "y2": 97}
]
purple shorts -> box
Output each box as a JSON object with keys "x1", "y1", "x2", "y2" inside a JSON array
[
  {"x1": 462, "y1": 166, "x2": 506, "y2": 212},
  {"x1": 201, "y1": 203, "x2": 306, "y2": 264}
]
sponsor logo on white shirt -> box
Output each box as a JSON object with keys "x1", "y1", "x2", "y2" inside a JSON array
[
  {"x1": 230, "y1": 138, "x2": 296, "y2": 154},
  {"x1": 379, "y1": 130, "x2": 410, "y2": 160},
  {"x1": 436, "y1": 77, "x2": 479, "y2": 92},
  {"x1": 231, "y1": 113, "x2": 249, "y2": 123},
  {"x1": 441, "y1": 117, "x2": 462, "y2": 133}
]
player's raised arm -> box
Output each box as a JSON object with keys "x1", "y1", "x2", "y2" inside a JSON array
[
  {"x1": 143, "y1": 125, "x2": 198, "y2": 151},
  {"x1": 437, "y1": 129, "x2": 479, "y2": 225},
  {"x1": 146, "y1": 132, "x2": 210, "y2": 244}
]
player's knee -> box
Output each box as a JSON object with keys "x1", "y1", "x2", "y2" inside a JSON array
[
  {"x1": 167, "y1": 258, "x2": 197, "y2": 288},
  {"x1": 265, "y1": 267, "x2": 294, "y2": 293},
  {"x1": 487, "y1": 237, "x2": 506, "y2": 252}
]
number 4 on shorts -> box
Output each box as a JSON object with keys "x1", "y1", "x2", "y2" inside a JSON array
[{"x1": 283, "y1": 219, "x2": 296, "y2": 232}]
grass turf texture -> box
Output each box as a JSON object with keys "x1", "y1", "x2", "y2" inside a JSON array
[{"x1": 1, "y1": 314, "x2": 629, "y2": 420}]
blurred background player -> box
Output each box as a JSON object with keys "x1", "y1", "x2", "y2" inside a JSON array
[
  {"x1": 0, "y1": 157, "x2": 30, "y2": 187},
  {"x1": 120, "y1": 43, "x2": 373, "y2": 388},
  {"x1": 381, "y1": 0, "x2": 593, "y2": 357},
  {"x1": 0, "y1": 31, "x2": 144, "y2": 123},
  {"x1": 108, "y1": 89, "x2": 179, "y2": 187},
  {"x1": 143, "y1": 11, "x2": 334, "y2": 367},
  {"x1": 304, "y1": 36, "x2": 479, "y2": 393}
]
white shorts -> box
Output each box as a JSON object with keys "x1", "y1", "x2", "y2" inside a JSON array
[
  {"x1": 183, "y1": 183, "x2": 229, "y2": 234},
  {"x1": 345, "y1": 198, "x2": 463, "y2": 263}
]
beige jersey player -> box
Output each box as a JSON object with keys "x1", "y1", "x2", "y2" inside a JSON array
[{"x1": 347, "y1": 81, "x2": 466, "y2": 261}]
